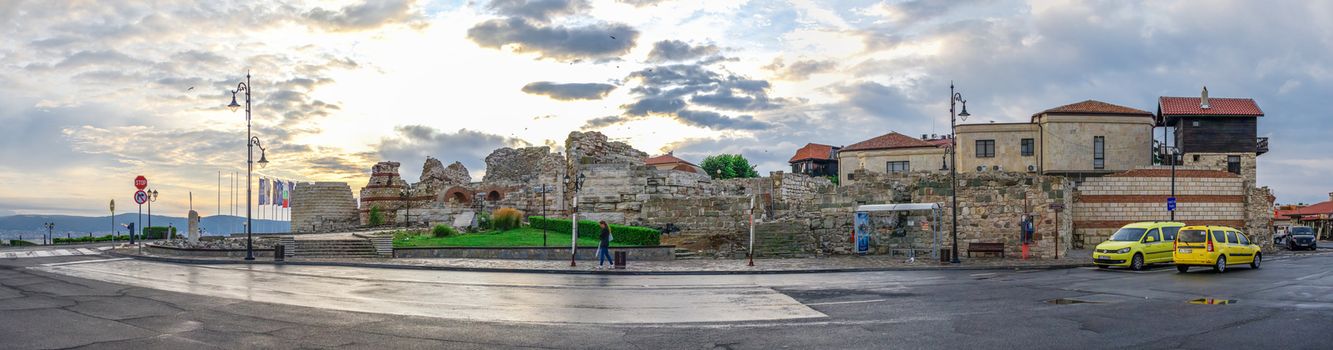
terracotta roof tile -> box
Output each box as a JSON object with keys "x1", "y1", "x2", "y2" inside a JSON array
[
  {"x1": 840, "y1": 132, "x2": 936, "y2": 152},
  {"x1": 789, "y1": 143, "x2": 837, "y2": 163},
  {"x1": 1032, "y1": 100, "x2": 1153, "y2": 120},
  {"x1": 1290, "y1": 201, "x2": 1333, "y2": 216},
  {"x1": 1159, "y1": 96, "x2": 1264, "y2": 117},
  {"x1": 646, "y1": 153, "x2": 695, "y2": 166}
]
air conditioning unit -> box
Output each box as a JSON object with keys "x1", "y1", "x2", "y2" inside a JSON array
[
  {"x1": 976, "y1": 165, "x2": 986, "y2": 172},
  {"x1": 992, "y1": 165, "x2": 1001, "y2": 171},
  {"x1": 1027, "y1": 165, "x2": 1037, "y2": 173}
]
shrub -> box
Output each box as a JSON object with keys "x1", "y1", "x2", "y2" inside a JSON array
[
  {"x1": 477, "y1": 211, "x2": 492, "y2": 230},
  {"x1": 141, "y1": 226, "x2": 177, "y2": 240},
  {"x1": 527, "y1": 216, "x2": 661, "y2": 246},
  {"x1": 432, "y1": 224, "x2": 458, "y2": 238},
  {"x1": 368, "y1": 206, "x2": 384, "y2": 226},
  {"x1": 492, "y1": 208, "x2": 524, "y2": 231}
]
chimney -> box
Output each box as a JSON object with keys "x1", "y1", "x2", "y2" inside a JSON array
[
  {"x1": 1328, "y1": 192, "x2": 1333, "y2": 202},
  {"x1": 1200, "y1": 86, "x2": 1211, "y2": 109}
]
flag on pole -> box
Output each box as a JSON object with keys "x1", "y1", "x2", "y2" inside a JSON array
[
  {"x1": 274, "y1": 179, "x2": 284, "y2": 208},
  {"x1": 283, "y1": 180, "x2": 293, "y2": 208},
  {"x1": 258, "y1": 178, "x2": 269, "y2": 205}
]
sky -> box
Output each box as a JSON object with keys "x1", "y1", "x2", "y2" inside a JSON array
[{"x1": 1, "y1": 0, "x2": 1331, "y2": 217}]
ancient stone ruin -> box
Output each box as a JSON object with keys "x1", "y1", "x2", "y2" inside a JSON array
[{"x1": 290, "y1": 182, "x2": 360, "y2": 232}]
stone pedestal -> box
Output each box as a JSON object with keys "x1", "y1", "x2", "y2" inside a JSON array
[{"x1": 187, "y1": 210, "x2": 200, "y2": 242}]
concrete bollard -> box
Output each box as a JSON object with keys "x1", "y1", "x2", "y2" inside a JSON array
[{"x1": 614, "y1": 251, "x2": 627, "y2": 269}]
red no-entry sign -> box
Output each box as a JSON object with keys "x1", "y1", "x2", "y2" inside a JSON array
[{"x1": 134, "y1": 175, "x2": 148, "y2": 190}]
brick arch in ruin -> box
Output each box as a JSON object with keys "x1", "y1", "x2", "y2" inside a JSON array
[{"x1": 441, "y1": 186, "x2": 473, "y2": 206}]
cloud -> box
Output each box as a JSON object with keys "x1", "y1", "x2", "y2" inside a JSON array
[
  {"x1": 622, "y1": 97, "x2": 686, "y2": 115},
  {"x1": 674, "y1": 110, "x2": 769, "y2": 130},
  {"x1": 488, "y1": 0, "x2": 589, "y2": 23},
  {"x1": 375, "y1": 126, "x2": 530, "y2": 181},
  {"x1": 467, "y1": 17, "x2": 640, "y2": 62},
  {"x1": 304, "y1": 0, "x2": 428, "y2": 32},
  {"x1": 521, "y1": 81, "x2": 616, "y2": 100},
  {"x1": 765, "y1": 58, "x2": 838, "y2": 80},
  {"x1": 646, "y1": 40, "x2": 720, "y2": 62},
  {"x1": 617, "y1": 0, "x2": 669, "y2": 7}
]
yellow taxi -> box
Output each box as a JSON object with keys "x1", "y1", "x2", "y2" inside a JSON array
[
  {"x1": 1173, "y1": 225, "x2": 1262, "y2": 273},
  {"x1": 1092, "y1": 221, "x2": 1185, "y2": 270}
]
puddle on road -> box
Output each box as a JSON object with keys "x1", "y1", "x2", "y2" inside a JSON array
[
  {"x1": 1188, "y1": 298, "x2": 1237, "y2": 305},
  {"x1": 1046, "y1": 298, "x2": 1099, "y2": 305}
]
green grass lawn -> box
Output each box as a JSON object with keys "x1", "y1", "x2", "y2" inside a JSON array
[{"x1": 394, "y1": 227, "x2": 628, "y2": 248}]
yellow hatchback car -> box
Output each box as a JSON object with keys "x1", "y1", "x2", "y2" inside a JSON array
[
  {"x1": 1173, "y1": 225, "x2": 1262, "y2": 273},
  {"x1": 1093, "y1": 221, "x2": 1185, "y2": 270}
]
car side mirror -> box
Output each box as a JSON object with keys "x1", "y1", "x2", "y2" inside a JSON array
[{"x1": 1144, "y1": 237, "x2": 1156, "y2": 243}]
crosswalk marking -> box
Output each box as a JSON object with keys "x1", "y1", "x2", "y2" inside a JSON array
[{"x1": 1, "y1": 247, "x2": 106, "y2": 259}]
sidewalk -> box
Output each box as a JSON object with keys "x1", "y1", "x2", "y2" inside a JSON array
[{"x1": 112, "y1": 248, "x2": 1099, "y2": 275}]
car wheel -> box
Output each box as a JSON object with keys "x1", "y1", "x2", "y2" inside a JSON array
[
  {"x1": 1130, "y1": 254, "x2": 1145, "y2": 271},
  {"x1": 1176, "y1": 265, "x2": 1189, "y2": 273},
  {"x1": 1213, "y1": 256, "x2": 1227, "y2": 273},
  {"x1": 1250, "y1": 253, "x2": 1261, "y2": 269}
]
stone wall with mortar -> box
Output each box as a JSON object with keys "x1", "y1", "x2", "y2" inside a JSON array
[
  {"x1": 290, "y1": 182, "x2": 360, "y2": 233},
  {"x1": 358, "y1": 161, "x2": 434, "y2": 225},
  {"x1": 1070, "y1": 167, "x2": 1254, "y2": 249}
]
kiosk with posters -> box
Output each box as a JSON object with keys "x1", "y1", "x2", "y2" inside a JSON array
[{"x1": 853, "y1": 203, "x2": 943, "y2": 263}]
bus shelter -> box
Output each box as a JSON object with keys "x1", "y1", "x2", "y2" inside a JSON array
[{"x1": 854, "y1": 203, "x2": 943, "y2": 262}]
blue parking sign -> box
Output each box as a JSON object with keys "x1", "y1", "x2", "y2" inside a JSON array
[{"x1": 1167, "y1": 197, "x2": 1176, "y2": 211}]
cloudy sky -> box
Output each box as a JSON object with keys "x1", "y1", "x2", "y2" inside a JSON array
[{"x1": 2, "y1": 0, "x2": 1330, "y2": 217}]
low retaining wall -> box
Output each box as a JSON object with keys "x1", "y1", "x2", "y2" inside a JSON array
[
  {"x1": 394, "y1": 245, "x2": 676, "y2": 261},
  {"x1": 145, "y1": 245, "x2": 276, "y2": 258}
]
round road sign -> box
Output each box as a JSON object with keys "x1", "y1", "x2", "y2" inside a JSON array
[
  {"x1": 134, "y1": 190, "x2": 148, "y2": 205},
  {"x1": 134, "y1": 175, "x2": 148, "y2": 190}
]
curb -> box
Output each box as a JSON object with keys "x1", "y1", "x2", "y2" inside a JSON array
[{"x1": 106, "y1": 251, "x2": 1093, "y2": 275}]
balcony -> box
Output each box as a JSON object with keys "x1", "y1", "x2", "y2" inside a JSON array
[{"x1": 1257, "y1": 137, "x2": 1269, "y2": 155}]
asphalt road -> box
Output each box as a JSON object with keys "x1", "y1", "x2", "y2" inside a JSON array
[{"x1": 3, "y1": 251, "x2": 1332, "y2": 349}]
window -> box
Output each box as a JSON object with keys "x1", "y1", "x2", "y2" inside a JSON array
[
  {"x1": 975, "y1": 140, "x2": 995, "y2": 158},
  {"x1": 1021, "y1": 138, "x2": 1034, "y2": 157},
  {"x1": 1093, "y1": 136, "x2": 1105, "y2": 170},
  {"x1": 1178, "y1": 230, "x2": 1208, "y2": 243},
  {"x1": 1225, "y1": 231, "x2": 1238, "y2": 244},
  {"x1": 1192, "y1": 154, "x2": 1200, "y2": 162},
  {"x1": 1237, "y1": 233, "x2": 1250, "y2": 245},
  {"x1": 1227, "y1": 155, "x2": 1241, "y2": 175},
  {"x1": 1162, "y1": 226, "x2": 1180, "y2": 241},
  {"x1": 887, "y1": 161, "x2": 910, "y2": 173},
  {"x1": 1145, "y1": 229, "x2": 1161, "y2": 242}
]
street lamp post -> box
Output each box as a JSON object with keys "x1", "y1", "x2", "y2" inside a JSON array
[
  {"x1": 570, "y1": 172, "x2": 585, "y2": 267},
  {"x1": 146, "y1": 189, "x2": 158, "y2": 239},
  {"x1": 43, "y1": 222, "x2": 54, "y2": 245},
  {"x1": 949, "y1": 82, "x2": 971, "y2": 264},
  {"x1": 228, "y1": 72, "x2": 270, "y2": 261}
]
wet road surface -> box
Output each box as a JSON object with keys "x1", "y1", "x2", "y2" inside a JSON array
[{"x1": 4, "y1": 252, "x2": 1333, "y2": 349}]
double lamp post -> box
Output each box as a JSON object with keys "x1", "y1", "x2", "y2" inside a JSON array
[{"x1": 227, "y1": 71, "x2": 270, "y2": 261}]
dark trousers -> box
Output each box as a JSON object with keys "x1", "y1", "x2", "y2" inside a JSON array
[{"x1": 598, "y1": 245, "x2": 612, "y2": 265}]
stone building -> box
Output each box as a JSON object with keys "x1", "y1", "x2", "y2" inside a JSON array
[
  {"x1": 956, "y1": 100, "x2": 1156, "y2": 176},
  {"x1": 289, "y1": 182, "x2": 359, "y2": 232},
  {"x1": 1157, "y1": 88, "x2": 1266, "y2": 188},
  {"x1": 837, "y1": 132, "x2": 947, "y2": 185},
  {"x1": 645, "y1": 152, "x2": 704, "y2": 174}
]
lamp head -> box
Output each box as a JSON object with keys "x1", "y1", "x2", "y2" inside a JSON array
[
  {"x1": 257, "y1": 151, "x2": 269, "y2": 168},
  {"x1": 958, "y1": 102, "x2": 971, "y2": 118},
  {"x1": 227, "y1": 93, "x2": 241, "y2": 112}
]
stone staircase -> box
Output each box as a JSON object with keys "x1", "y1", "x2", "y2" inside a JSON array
[
  {"x1": 673, "y1": 247, "x2": 700, "y2": 260},
  {"x1": 293, "y1": 239, "x2": 379, "y2": 259}
]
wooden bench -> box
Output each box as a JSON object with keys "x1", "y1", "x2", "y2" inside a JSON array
[{"x1": 967, "y1": 242, "x2": 1005, "y2": 258}]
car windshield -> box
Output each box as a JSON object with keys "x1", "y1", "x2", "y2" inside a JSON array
[
  {"x1": 1291, "y1": 227, "x2": 1314, "y2": 236},
  {"x1": 1109, "y1": 228, "x2": 1147, "y2": 241},
  {"x1": 1178, "y1": 230, "x2": 1209, "y2": 243}
]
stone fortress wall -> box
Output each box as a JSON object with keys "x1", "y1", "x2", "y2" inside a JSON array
[
  {"x1": 290, "y1": 130, "x2": 1273, "y2": 257},
  {"x1": 289, "y1": 182, "x2": 359, "y2": 233}
]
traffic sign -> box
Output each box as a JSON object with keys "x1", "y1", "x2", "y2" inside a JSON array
[
  {"x1": 134, "y1": 175, "x2": 148, "y2": 190},
  {"x1": 134, "y1": 190, "x2": 148, "y2": 205},
  {"x1": 1167, "y1": 197, "x2": 1177, "y2": 211}
]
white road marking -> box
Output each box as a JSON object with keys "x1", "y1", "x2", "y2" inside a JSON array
[
  {"x1": 1297, "y1": 271, "x2": 1331, "y2": 281},
  {"x1": 805, "y1": 299, "x2": 889, "y2": 306},
  {"x1": 50, "y1": 249, "x2": 73, "y2": 256},
  {"x1": 76, "y1": 248, "x2": 98, "y2": 255},
  {"x1": 40, "y1": 258, "x2": 130, "y2": 267}
]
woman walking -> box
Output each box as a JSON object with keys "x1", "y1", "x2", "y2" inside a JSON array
[{"x1": 597, "y1": 221, "x2": 613, "y2": 268}]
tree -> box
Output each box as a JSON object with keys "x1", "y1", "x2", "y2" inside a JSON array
[
  {"x1": 701, "y1": 154, "x2": 760, "y2": 179},
  {"x1": 368, "y1": 206, "x2": 384, "y2": 226}
]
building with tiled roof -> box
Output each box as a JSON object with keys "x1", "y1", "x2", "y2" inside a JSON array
[
  {"x1": 788, "y1": 143, "x2": 840, "y2": 177},
  {"x1": 1031, "y1": 100, "x2": 1154, "y2": 121},
  {"x1": 951, "y1": 99, "x2": 1155, "y2": 176},
  {"x1": 645, "y1": 152, "x2": 704, "y2": 174},
  {"x1": 1157, "y1": 87, "x2": 1268, "y2": 187},
  {"x1": 1277, "y1": 193, "x2": 1333, "y2": 239},
  {"x1": 837, "y1": 132, "x2": 947, "y2": 184}
]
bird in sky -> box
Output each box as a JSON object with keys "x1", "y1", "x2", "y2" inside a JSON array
[
  {"x1": 186, "y1": 86, "x2": 194, "y2": 91},
  {"x1": 610, "y1": 35, "x2": 616, "y2": 40}
]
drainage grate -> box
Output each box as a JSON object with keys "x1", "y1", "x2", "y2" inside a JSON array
[{"x1": 1188, "y1": 298, "x2": 1237, "y2": 305}]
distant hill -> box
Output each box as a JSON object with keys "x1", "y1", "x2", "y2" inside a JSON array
[{"x1": 0, "y1": 214, "x2": 290, "y2": 240}]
